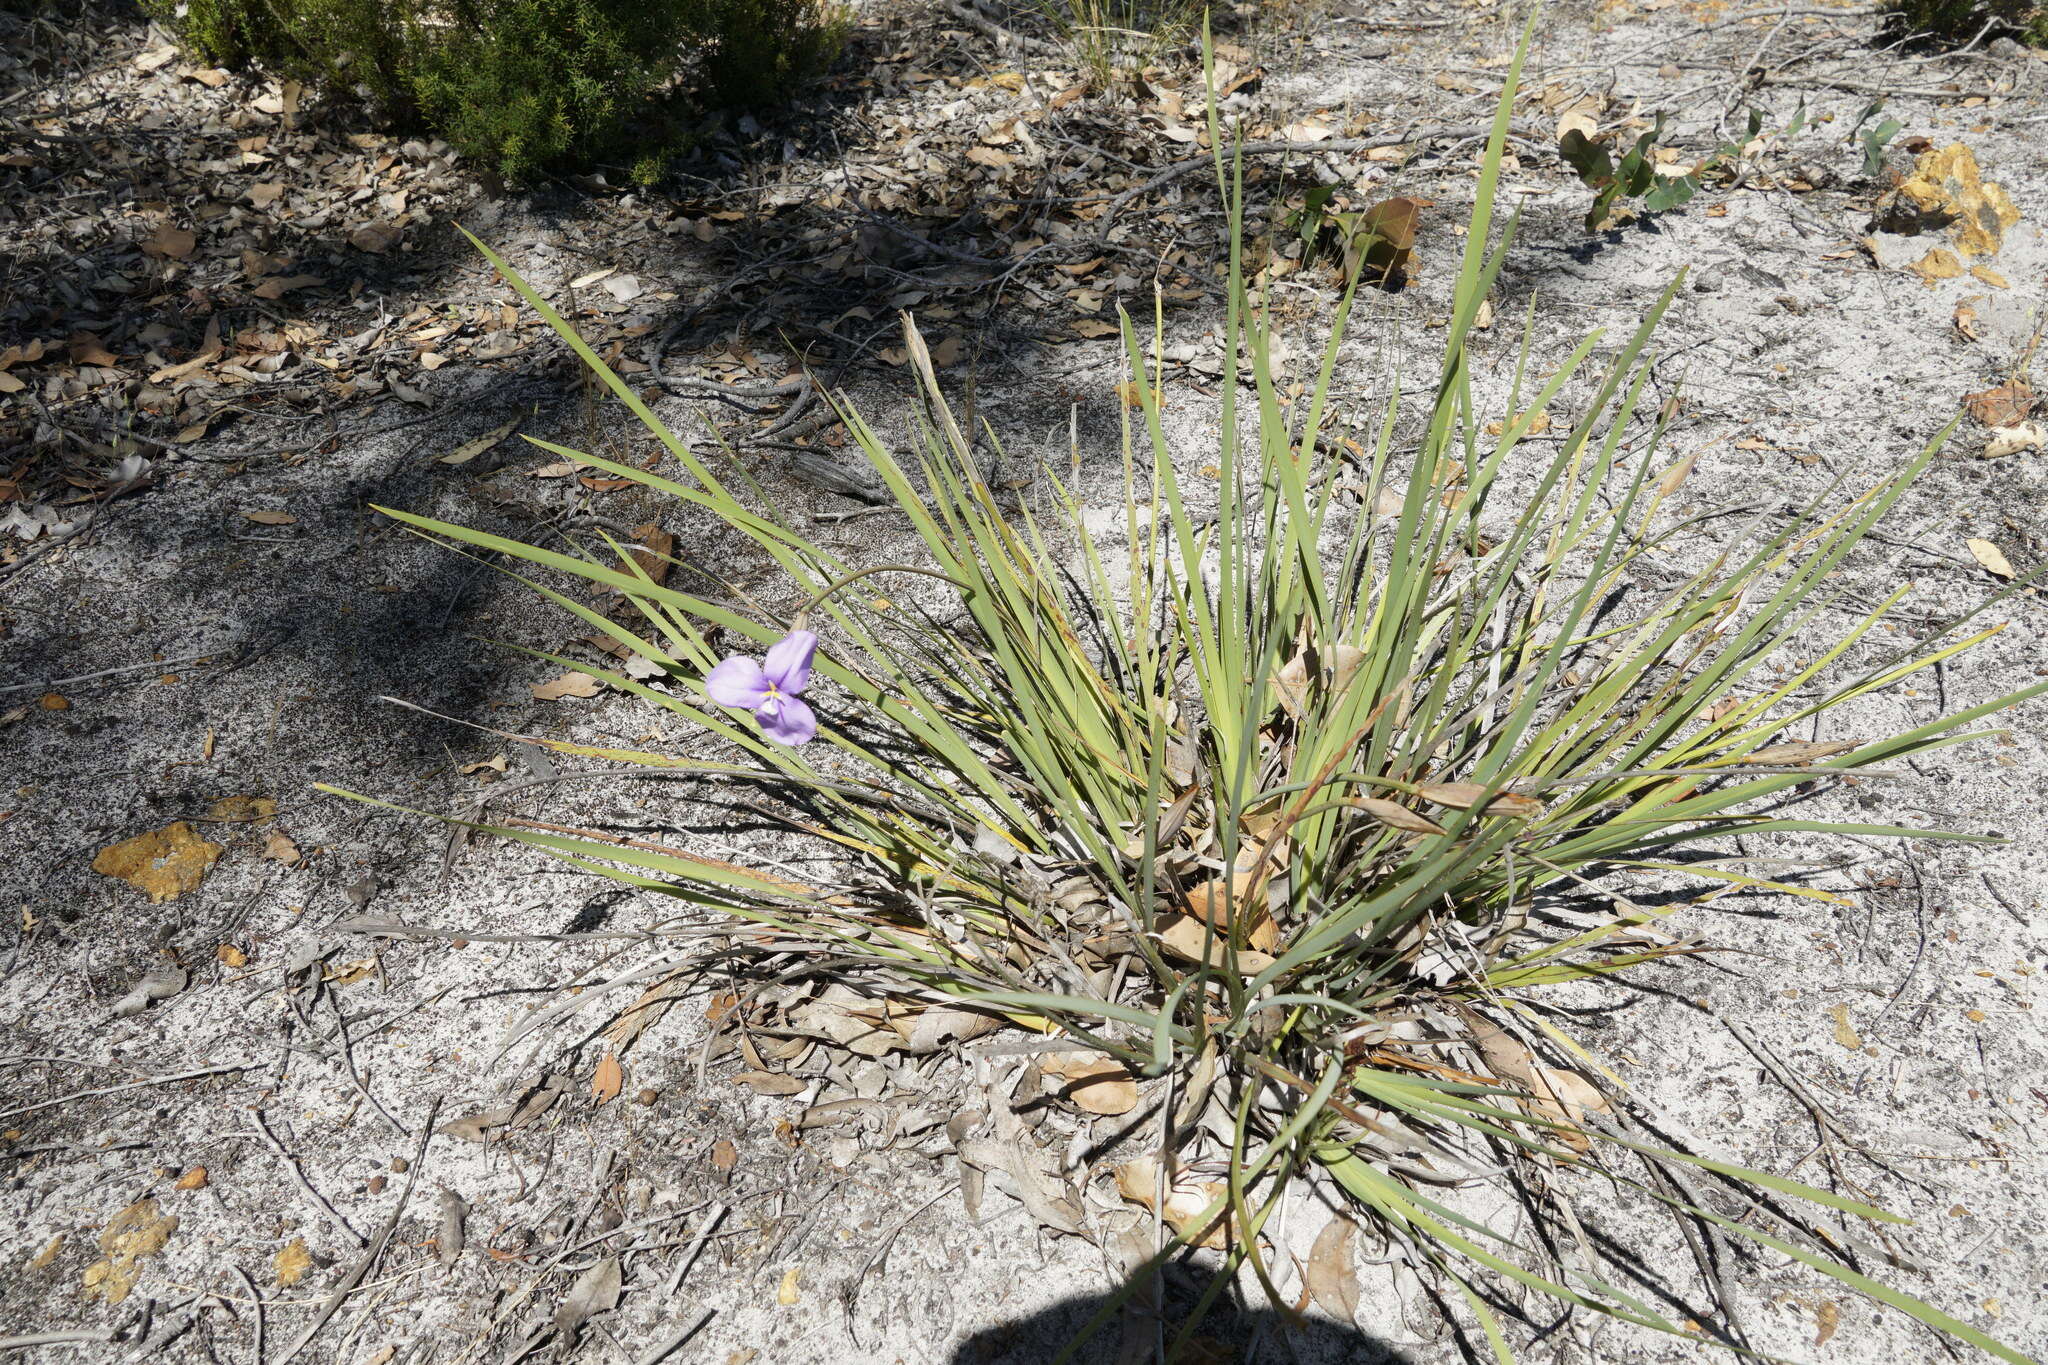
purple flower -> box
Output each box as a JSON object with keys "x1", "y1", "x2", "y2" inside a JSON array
[{"x1": 705, "y1": 630, "x2": 820, "y2": 745}]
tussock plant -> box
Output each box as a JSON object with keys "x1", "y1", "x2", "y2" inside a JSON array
[
  {"x1": 326, "y1": 31, "x2": 2043, "y2": 1361},
  {"x1": 1040, "y1": 0, "x2": 1206, "y2": 92}
]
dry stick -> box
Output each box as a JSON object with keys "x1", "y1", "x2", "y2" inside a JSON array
[
  {"x1": 251, "y1": 1109, "x2": 369, "y2": 1249},
  {"x1": 663, "y1": 1203, "x2": 729, "y2": 1295},
  {"x1": 1722, "y1": 1017, "x2": 1927, "y2": 1194},
  {"x1": 1090, "y1": 126, "x2": 1500, "y2": 247},
  {"x1": 325, "y1": 992, "x2": 409, "y2": 1137},
  {"x1": 0, "y1": 1061, "x2": 254, "y2": 1123},
  {"x1": 233, "y1": 1265, "x2": 265, "y2": 1365},
  {"x1": 273, "y1": 1098, "x2": 440, "y2": 1365},
  {"x1": 0, "y1": 1331, "x2": 118, "y2": 1350}
]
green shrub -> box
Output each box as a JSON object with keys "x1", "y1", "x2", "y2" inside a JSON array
[
  {"x1": 144, "y1": 0, "x2": 841, "y2": 181},
  {"x1": 1885, "y1": 0, "x2": 2047, "y2": 43}
]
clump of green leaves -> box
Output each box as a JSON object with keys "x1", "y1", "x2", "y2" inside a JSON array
[
  {"x1": 327, "y1": 26, "x2": 2041, "y2": 1362},
  {"x1": 1559, "y1": 113, "x2": 1708, "y2": 231},
  {"x1": 1849, "y1": 99, "x2": 1906, "y2": 178},
  {"x1": 1560, "y1": 104, "x2": 1822, "y2": 232},
  {"x1": 144, "y1": 0, "x2": 842, "y2": 182},
  {"x1": 1884, "y1": 0, "x2": 2047, "y2": 43}
]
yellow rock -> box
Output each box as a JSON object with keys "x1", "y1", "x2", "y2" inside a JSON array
[
  {"x1": 92, "y1": 822, "x2": 223, "y2": 903},
  {"x1": 274, "y1": 1237, "x2": 313, "y2": 1286},
  {"x1": 1909, "y1": 247, "x2": 1964, "y2": 284},
  {"x1": 1886, "y1": 143, "x2": 2021, "y2": 260},
  {"x1": 82, "y1": 1198, "x2": 177, "y2": 1304}
]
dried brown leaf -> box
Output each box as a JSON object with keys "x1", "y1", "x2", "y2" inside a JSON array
[
  {"x1": 592, "y1": 1050, "x2": 623, "y2": 1103},
  {"x1": 1966, "y1": 538, "x2": 2015, "y2": 579},
  {"x1": 1037, "y1": 1052, "x2": 1139, "y2": 1115},
  {"x1": 532, "y1": 671, "x2": 602, "y2": 701},
  {"x1": 1417, "y1": 782, "x2": 1545, "y2": 817}
]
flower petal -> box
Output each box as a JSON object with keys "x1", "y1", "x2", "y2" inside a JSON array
[
  {"x1": 704, "y1": 656, "x2": 769, "y2": 708},
  {"x1": 763, "y1": 629, "x2": 819, "y2": 696},
  {"x1": 755, "y1": 694, "x2": 817, "y2": 745}
]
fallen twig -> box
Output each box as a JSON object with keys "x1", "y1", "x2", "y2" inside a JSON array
[
  {"x1": 0, "y1": 1331, "x2": 118, "y2": 1351},
  {"x1": 251, "y1": 1109, "x2": 369, "y2": 1249},
  {"x1": 1089, "y1": 125, "x2": 1514, "y2": 247},
  {"x1": 274, "y1": 1097, "x2": 440, "y2": 1365},
  {"x1": 0, "y1": 1062, "x2": 254, "y2": 1123}
]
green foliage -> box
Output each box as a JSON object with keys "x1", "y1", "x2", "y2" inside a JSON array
[
  {"x1": 1559, "y1": 113, "x2": 1705, "y2": 231},
  {"x1": 1885, "y1": 0, "x2": 2047, "y2": 42},
  {"x1": 685, "y1": 0, "x2": 847, "y2": 107},
  {"x1": 143, "y1": 0, "x2": 841, "y2": 182},
  {"x1": 1559, "y1": 104, "x2": 1817, "y2": 232},
  {"x1": 1849, "y1": 99, "x2": 1905, "y2": 179},
  {"x1": 1037, "y1": 0, "x2": 1206, "y2": 90},
  {"x1": 326, "y1": 26, "x2": 2043, "y2": 1361}
]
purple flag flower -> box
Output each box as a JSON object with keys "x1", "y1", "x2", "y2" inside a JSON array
[{"x1": 704, "y1": 630, "x2": 819, "y2": 745}]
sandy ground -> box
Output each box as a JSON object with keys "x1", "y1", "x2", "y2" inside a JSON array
[{"x1": 4, "y1": 0, "x2": 2047, "y2": 1362}]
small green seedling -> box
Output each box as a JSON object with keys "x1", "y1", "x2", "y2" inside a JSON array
[
  {"x1": 1559, "y1": 113, "x2": 1704, "y2": 231},
  {"x1": 1849, "y1": 99, "x2": 1905, "y2": 179},
  {"x1": 1561, "y1": 103, "x2": 1809, "y2": 232}
]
